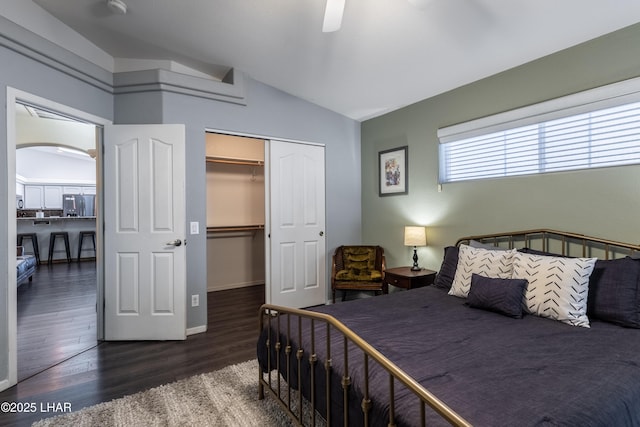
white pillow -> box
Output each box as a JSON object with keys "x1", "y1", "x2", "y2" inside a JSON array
[
  {"x1": 449, "y1": 245, "x2": 516, "y2": 298},
  {"x1": 512, "y1": 252, "x2": 596, "y2": 328}
]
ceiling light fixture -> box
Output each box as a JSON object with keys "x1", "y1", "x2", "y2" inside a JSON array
[
  {"x1": 322, "y1": 0, "x2": 345, "y2": 33},
  {"x1": 107, "y1": 0, "x2": 127, "y2": 15}
]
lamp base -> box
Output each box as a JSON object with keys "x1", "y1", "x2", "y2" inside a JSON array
[{"x1": 411, "y1": 247, "x2": 420, "y2": 271}]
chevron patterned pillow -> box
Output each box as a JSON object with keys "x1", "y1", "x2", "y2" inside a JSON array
[
  {"x1": 513, "y1": 252, "x2": 597, "y2": 328},
  {"x1": 449, "y1": 244, "x2": 516, "y2": 298}
]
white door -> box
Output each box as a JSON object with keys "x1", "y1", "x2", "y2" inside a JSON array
[
  {"x1": 104, "y1": 124, "x2": 186, "y2": 340},
  {"x1": 268, "y1": 140, "x2": 326, "y2": 308}
]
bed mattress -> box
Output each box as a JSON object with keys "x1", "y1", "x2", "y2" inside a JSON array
[{"x1": 258, "y1": 286, "x2": 640, "y2": 426}]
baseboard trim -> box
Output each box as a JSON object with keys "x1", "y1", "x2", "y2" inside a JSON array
[
  {"x1": 0, "y1": 379, "x2": 10, "y2": 392},
  {"x1": 208, "y1": 281, "x2": 263, "y2": 292},
  {"x1": 186, "y1": 325, "x2": 207, "y2": 336}
]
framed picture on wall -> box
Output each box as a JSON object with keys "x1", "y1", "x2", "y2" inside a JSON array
[{"x1": 379, "y1": 146, "x2": 408, "y2": 196}]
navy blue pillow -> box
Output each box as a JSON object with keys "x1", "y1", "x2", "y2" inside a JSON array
[
  {"x1": 588, "y1": 257, "x2": 640, "y2": 328},
  {"x1": 434, "y1": 246, "x2": 458, "y2": 290},
  {"x1": 467, "y1": 274, "x2": 528, "y2": 319}
]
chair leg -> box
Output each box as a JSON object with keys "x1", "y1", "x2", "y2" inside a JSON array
[
  {"x1": 64, "y1": 234, "x2": 71, "y2": 263},
  {"x1": 342, "y1": 291, "x2": 347, "y2": 302},
  {"x1": 332, "y1": 290, "x2": 336, "y2": 304}
]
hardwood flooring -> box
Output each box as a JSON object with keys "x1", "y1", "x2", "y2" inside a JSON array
[
  {"x1": 16, "y1": 261, "x2": 97, "y2": 381},
  {"x1": 0, "y1": 263, "x2": 265, "y2": 427}
]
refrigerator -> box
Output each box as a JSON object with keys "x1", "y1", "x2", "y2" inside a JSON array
[{"x1": 62, "y1": 194, "x2": 95, "y2": 217}]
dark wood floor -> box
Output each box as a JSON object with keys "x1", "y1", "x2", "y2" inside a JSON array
[
  {"x1": 0, "y1": 265, "x2": 265, "y2": 427},
  {"x1": 17, "y1": 261, "x2": 97, "y2": 381}
]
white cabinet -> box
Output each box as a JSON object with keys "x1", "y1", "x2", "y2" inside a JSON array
[
  {"x1": 44, "y1": 186, "x2": 63, "y2": 208},
  {"x1": 63, "y1": 186, "x2": 83, "y2": 195},
  {"x1": 63, "y1": 186, "x2": 96, "y2": 195},
  {"x1": 24, "y1": 185, "x2": 44, "y2": 209},
  {"x1": 16, "y1": 182, "x2": 24, "y2": 197},
  {"x1": 23, "y1": 184, "x2": 94, "y2": 209},
  {"x1": 24, "y1": 185, "x2": 63, "y2": 209}
]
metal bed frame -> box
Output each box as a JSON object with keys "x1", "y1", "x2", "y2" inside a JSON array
[
  {"x1": 456, "y1": 228, "x2": 640, "y2": 259},
  {"x1": 258, "y1": 229, "x2": 640, "y2": 426}
]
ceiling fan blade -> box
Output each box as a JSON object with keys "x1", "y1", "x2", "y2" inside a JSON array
[{"x1": 322, "y1": 0, "x2": 346, "y2": 33}]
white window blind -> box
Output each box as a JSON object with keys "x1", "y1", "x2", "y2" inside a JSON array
[{"x1": 438, "y1": 78, "x2": 640, "y2": 183}]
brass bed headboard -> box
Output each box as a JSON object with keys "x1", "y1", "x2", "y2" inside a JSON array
[{"x1": 456, "y1": 228, "x2": 640, "y2": 259}]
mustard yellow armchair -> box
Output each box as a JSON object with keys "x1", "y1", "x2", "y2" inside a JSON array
[{"x1": 331, "y1": 245, "x2": 386, "y2": 303}]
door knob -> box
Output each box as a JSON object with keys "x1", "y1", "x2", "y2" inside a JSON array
[
  {"x1": 319, "y1": 231, "x2": 324, "y2": 236},
  {"x1": 166, "y1": 239, "x2": 182, "y2": 247}
]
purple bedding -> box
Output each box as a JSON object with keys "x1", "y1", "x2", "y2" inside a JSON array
[{"x1": 258, "y1": 286, "x2": 640, "y2": 426}]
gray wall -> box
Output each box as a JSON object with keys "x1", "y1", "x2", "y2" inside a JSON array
[
  {"x1": 1, "y1": 23, "x2": 361, "y2": 383},
  {"x1": 116, "y1": 78, "x2": 362, "y2": 328},
  {"x1": 0, "y1": 23, "x2": 113, "y2": 383},
  {"x1": 361, "y1": 22, "x2": 640, "y2": 272}
]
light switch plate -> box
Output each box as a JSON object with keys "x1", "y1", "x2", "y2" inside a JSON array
[{"x1": 190, "y1": 221, "x2": 199, "y2": 234}]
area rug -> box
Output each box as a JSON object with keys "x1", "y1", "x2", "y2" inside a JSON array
[{"x1": 32, "y1": 359, "x2": 296, "y2": 426}]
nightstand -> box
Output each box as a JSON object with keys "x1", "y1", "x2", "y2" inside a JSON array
[{"x1": 384, "y1": 267, "x2": 437, "y2": 290}]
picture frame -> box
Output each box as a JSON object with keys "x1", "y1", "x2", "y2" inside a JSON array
[{"x1": 379, "y1": 146, "x2": 408, "y2": 196}]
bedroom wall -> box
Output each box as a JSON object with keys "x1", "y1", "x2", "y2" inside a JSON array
[
  {"x1": 361, "y1": 22, "x2": 640, "y2": 272},
  {"x1": 1, "y1": 11, "x2": 361, "y2": 385},
  {"x1": 0, "y1": 16, "x2": 113, "y2": 385},
  {"x1": 114, "y1": 64, "x2": 362, "y2": 331}
]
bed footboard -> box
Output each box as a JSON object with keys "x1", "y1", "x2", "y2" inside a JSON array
[{"x1": 258, "y1": 304, "x2": 471, "y2": 427}]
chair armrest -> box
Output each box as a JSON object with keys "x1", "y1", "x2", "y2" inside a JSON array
[{"x1": 331, "y1": 254, "x2": 337, "y2": 281}]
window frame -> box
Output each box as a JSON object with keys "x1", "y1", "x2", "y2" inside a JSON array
[{"x1": 437, "y1": 76, "x2": 640, "y2": 184}]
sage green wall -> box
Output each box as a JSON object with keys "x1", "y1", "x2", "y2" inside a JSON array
[{"x1": 361, "y1": 23, "x2": 640, "y2": 272}]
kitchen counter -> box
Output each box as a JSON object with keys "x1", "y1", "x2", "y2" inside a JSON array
[
  {"x1": 18, "y1": 216, "x2": 96, "y2": 221},
  {"x1": 17, "y1": 217, "x2": 97, "y2": 263}
]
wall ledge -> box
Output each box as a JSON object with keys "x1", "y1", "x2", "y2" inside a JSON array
[
  {"x1": 0, "y1": 16, "x2": 113, "y2": 93},
  {"x1": 113, "y1": 68, "x2": 247, "y2": 106},
  {"x1": 1, "y1": 16, "x2": 247, "y2": 106}
]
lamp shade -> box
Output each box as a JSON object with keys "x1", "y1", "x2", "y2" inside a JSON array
[{"x1": 404, "y1": 226, "x2": 427, "y2": 247}]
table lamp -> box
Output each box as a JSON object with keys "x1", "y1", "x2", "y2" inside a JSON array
[{"x1": 404, "y1": 226, "x2": 427, "y2": 271}]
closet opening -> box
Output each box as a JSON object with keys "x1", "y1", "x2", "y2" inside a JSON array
[{"x1": 205, "y1": 133, "x2": 265, "y2": 293}]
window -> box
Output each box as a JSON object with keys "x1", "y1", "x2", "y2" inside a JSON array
[{"x1": 438, "y1": 79, "x2": 640, "y2": 183}]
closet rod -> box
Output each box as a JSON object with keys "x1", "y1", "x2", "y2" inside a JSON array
[
  {"x1": 206, "y1": 156, "x2": 264, "y2": 166},
  {"x1": 207, "y1": 224, "x2": 265, "y2": 232}
]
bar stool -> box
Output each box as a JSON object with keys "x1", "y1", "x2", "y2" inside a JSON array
[
  {"x1": 17, "y1": 233, "x2": 41, "y2": 265},
  {"x1": 77, "y1": 231, "x2": 96, "y2": 261},
  {"x1": 48, "y1": 231, "x2": 71, "y2": 264}
]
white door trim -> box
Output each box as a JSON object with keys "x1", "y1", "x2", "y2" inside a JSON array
[
  {"x1": 204, "y1": 127, "x2": 325, "y2": 148},
  {"x1": 3, "y1": 87, "x2": 110, "y2": 391}
]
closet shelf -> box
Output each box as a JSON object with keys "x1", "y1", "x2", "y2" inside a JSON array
[
  {"x1": 207, "y1": 224, "x2": 264, "y2": 232},
  {"x1": 206, "y1": 156, "x2": 264, "y2": 166}
]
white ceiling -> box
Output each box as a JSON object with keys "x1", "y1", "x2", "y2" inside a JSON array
[{"x1": 32, "y1": 0, "x2": 640, "y2": 121}]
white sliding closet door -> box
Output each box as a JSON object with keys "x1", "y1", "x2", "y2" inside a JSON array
[{"x1": 267, "y1": 140, "x2": 326, "y2": 308}]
